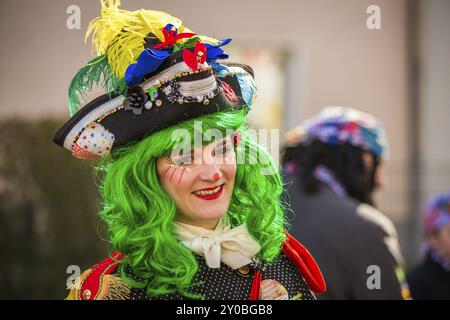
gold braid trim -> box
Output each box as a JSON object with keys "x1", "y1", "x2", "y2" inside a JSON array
[
  {"x1": 65, "y1": 268, "x2": 130, "y2": 300},
  {"x1": 96, "y1": 274, "x2": 131, "y2": 300}
]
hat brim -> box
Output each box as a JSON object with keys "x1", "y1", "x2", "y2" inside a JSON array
[{"x1": 54, "y1": 70, "x2": 246, "y2": 160}]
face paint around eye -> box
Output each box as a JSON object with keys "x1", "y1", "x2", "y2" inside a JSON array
[
  {"x1": 178, "y1": 167, "x2": 186, "y2": 184},
  {"x1": 161, "y1": 162, "x2": 190, "y2": 185}
]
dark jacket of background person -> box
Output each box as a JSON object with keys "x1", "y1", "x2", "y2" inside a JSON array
[
  {"x1": 407, "y1": 253, "x2": 450, "y2": 299},
  {"x1": 285, "y1": 173, "x2": 405, "y2": 299}
]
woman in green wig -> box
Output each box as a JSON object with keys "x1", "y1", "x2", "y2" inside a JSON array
[{"x1": 55, "y1": 0, "x2": 325, "y2": 300}]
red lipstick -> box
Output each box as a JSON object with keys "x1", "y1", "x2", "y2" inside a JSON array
[{"x1": 192, "y1": 184, "x2": 224, "y2": 201}]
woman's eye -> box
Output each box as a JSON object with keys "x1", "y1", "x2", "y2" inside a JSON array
[
  {"x1": 216, "y1": 146, "x2": 232, "y2": 156},
  {"x1": 172, "y1": 155, "x2": 194, "y2": 165}
]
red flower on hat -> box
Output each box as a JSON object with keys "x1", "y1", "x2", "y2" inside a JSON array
[
  {"x1": 182, "y1": 41, "x2": 206, "y2": 71},
  {"x1": 153, "y1": 26, "x2": 195, "y2": 50}
]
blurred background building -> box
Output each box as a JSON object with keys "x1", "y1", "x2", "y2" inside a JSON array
[{"x1": 0, "y1": 0, "x2": 449, "y2": 298}]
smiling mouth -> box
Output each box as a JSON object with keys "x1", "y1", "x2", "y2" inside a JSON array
[{"x1": 192, "y1": 184, "x2": 224, "y2": 200}]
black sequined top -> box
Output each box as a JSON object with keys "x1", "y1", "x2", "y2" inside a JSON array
[{"x1": 124, "y1": 253, "x2": 316, "y2": 300}]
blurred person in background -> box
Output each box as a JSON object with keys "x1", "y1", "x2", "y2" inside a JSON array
[
  {"x1": 407, "y1": 191, "x2": 450, "y2": 299},
  {"x1": 281, "y1": 107, "x2": 410, "y2": 300}
]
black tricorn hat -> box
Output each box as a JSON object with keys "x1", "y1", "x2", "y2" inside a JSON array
[{"x1": 53, "y1": 5, "x2": 256, "y2": 160}]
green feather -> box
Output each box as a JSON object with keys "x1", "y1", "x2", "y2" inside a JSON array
[
  {"x1": 172, "y1": 36, "x2": 201, "y2": 53},
  {"x1": 68, "y1": 54, "x2": 127, "y2": 116}
]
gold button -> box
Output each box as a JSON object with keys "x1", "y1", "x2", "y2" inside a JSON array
[
  {"x1": 82, "y1": 289, "x2": 92, "y2": 300},
  {"x1": 237, "y1": 265, "x2": 250, "y2": 277}
]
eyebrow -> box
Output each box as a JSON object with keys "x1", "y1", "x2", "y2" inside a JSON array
[
  {"x1": 167, "y1": 149, "x2": 194, "y2": 161},
  {"x1": 166, "y1": 137, "x2": 231, "y2": 162}
]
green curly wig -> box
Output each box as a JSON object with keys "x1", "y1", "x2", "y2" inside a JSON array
[{"x1": 95, "y1": 109, "x2": 286, "y2": 298}]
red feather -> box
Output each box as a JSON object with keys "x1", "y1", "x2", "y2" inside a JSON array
[
  {"x1": 250, "y1": 271, "x2": 262, "y2": 300},
  {"x1": 282, "y1": 232, "x2": 326, "y2": 294}
]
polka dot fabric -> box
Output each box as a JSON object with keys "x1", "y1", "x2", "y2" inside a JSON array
[{"x1": 125, "y1": 253, "x2": 316, "y2": 300}]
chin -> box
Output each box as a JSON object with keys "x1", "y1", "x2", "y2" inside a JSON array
[
  {"x1": 190, "y1": 192, "x2": 231, "y2": 218},
  {"x1": 197, "y1": 205, "x2": 228, "y2": 220}
]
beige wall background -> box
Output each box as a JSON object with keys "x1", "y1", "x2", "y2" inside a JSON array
[
  {"x1": 0, "y1": 0, "x2": 448, "y2": 265},
  {"x1": 419, "y1": 0, "x2": 450, "y2": 204},
  {"x1": 416, "y1": 0, "x2": 450, "y2": 258}
]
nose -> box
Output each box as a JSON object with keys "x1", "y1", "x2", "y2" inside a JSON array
[{"x1": 199, "y1": 164, "x2": 223, "y2": 182}]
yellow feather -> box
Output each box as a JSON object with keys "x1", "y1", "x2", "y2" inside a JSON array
[{"x1": 85, "y1": 0, "x2": 222, "y2": 78}]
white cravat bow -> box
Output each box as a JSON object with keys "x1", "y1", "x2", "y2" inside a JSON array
[{"x1": 173, "y1": 218, "x2": 261, "y2": 270}]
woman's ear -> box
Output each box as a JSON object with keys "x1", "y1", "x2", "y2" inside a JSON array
[
  {"x1": 233, "y1": 132, "x2": 241, "y2": 147},
  {"x1": 374, "y1": 159, "x2": 385, "y2": 190}
]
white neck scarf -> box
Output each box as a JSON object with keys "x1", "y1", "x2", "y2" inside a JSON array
[{"x1": 173, "y1": 217, "x2": 261, "y2": 270}]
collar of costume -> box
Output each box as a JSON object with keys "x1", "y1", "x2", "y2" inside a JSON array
[
  {"x1": 173, "y1": 217, "x2": 261, "y2": 270},
  {"x1": 313, "y1": 165, "x2": 347, "y2": 197},
  {"x1": 53, "y1": 1, "x2": 256, "y2": 160}
]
